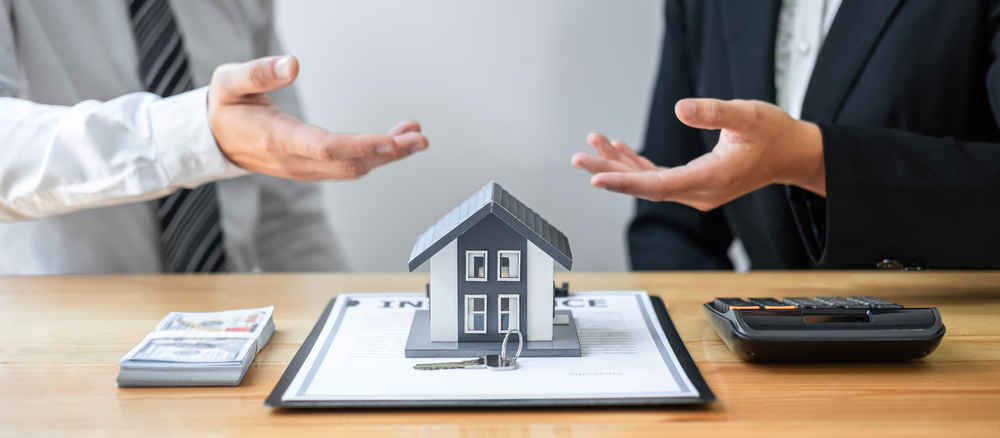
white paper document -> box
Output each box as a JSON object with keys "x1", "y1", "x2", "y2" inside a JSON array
[{"x1": 281, "y1": 292, "x2": 699, "y2": 402}]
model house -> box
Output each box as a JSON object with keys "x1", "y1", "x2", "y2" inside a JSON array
[{"x1": 407, "y1": 181, "x2": 573, "y2": 345}]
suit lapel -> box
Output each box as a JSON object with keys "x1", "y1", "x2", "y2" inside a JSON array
[
  {"x1": 800, "y1": 0, "x2": 906, "y2": 123},
  {"x1": 719, "y1": 0, "x2": 782, "y2": 102}
]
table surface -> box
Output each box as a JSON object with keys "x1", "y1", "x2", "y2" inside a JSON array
[{"x1": 1, "y1": 271, "x2": 998, "y2": 437}]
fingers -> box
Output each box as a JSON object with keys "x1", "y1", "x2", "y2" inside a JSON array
[
  {"x1": 297, "y1": 119, "x2": 426, "y2": 160},
  {"x1": 590, "y1": 172, "x2": 674, "y2": 202},
  {"x1": 674, "y1": 98, "x2": 755, "y2": 133},
  {"x1": 571, "y1": 152, "x2": 635, "y2": 174},
  {"x1": 610, "y1": 140, "x2": 658, "y2": 171},
  {"x1": 281, "y1": 137, "x2": 419, "y2": 181},
  {"x1": 578, "y1": 133, "x2": 649, "y2": 173},
  {"x1": 320, "y1": 132, "x2": 401, "y2": 160},
  {"x1": 212, "y1": 55, "x2": 299, "y2": 101},
  {"x1": 587, "y1": 133, "x2": 623, "y2": 161},
  {"x1": 590, "y1": 151, "x2": 738, "y2": 210},
  {"x1": 388, "y1": 120, "x2": 422, "y2": 136},
  {"x1": 392, "y1": 130, "x2": 429, "y2": 154},
  {"x1": 591, "y1": 162, "x2": 707, "y2": 200},
  {"x1": 262, "y1": 114, "x2": 426, "y2": 178},
  {"x1": 267, "y1": 114, "x2": 394, "y2": 161}
]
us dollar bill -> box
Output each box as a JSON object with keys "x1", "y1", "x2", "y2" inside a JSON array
[
  {"x1": 154, "y1": 309, "x2": 269, "y2": 334},
  {"x1": 129, "y1": 338, "x2": 252, "y2": 363}
]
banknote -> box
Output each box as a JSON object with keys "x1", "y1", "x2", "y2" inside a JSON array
[
  {"x1": 128, "y1": 338, "x2": 253, "y2": 363},
  {"x1": 153, "y1": 307, "x2": 271, "y2": 335}
]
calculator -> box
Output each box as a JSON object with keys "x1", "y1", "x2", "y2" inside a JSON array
[{"x1": 704, "y1": 296, "x2": 945, "y2": 361}]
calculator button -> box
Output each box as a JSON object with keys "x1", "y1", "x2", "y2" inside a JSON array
[
  {"x1": 714, "y1": 298, "x2": 759, "y2": 312},
  {"x1": 748, "y1": 298, "x2": 797, "y2": 309},
  {"x1": 847, "y1": 296, "x2": 903, "y2": 309},
  {"x1": 714, "y1": 296, "x2": 905, "y2": 312},
  {"x1": 814, "y1": 297, "x2": 855, "y2": 308},
  {"x1": 780, "y1": 297, "x2": 825, "y2": 309}
]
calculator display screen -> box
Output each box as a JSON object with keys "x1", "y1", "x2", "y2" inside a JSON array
[
  {"x1": 803, "y1": 314, "x2": 871, "y2": 323},
  {"x1": 738, "y1": 308, "x2": 936, "y2": 331}
]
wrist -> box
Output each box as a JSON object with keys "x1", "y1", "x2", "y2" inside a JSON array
[{"x1": 778, "y1": 120, "x2": 826, "y2": 197}]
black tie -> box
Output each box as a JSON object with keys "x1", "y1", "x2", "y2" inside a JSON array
[{"x1": 128, "y1": 0, "x2": 227, "y2": 272}]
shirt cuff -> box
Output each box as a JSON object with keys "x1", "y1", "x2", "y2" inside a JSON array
[{"x1": 149, "y1": 87, "x2": 248, "y2": 188}]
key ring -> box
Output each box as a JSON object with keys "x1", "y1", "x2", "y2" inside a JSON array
[{"x1": 501, "y1": 329, "x2": 523, "y2": 366}]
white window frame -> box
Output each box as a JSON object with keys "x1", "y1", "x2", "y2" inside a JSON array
[
  {"x1": 497, "y1": 294, "x2": 520, "y2": 333},
  {"x1": 465, "y1": 250, "x2": 487, "y2": 282},
  {"x1": 465, "y1": 294, "x2": 487, "y2": 334},
  {"x1": 497, "y1": 250, "x2": 521, "y2": 281}
]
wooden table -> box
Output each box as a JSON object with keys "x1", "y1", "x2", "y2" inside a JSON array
[{"x1": 1, "y1": 272, "x2": 999, "y2": 437}]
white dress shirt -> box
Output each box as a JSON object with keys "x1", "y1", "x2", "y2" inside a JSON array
[
  {"x1": 0, "y1": 0, "x2": 345, "y2": 274},
  {"x1": 775, "y1": 0, "x2": 843, "y2": 119}
]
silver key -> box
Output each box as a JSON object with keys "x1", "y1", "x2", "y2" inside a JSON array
[
  {"x1": 413, "y1": 330, "x2": 523, "y2": 371},
  {"x1": 414, "y1": 354, "x2": 514, "y2": 370}
]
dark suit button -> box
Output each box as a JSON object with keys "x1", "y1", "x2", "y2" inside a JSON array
[{"x1": 877, "y1": 259, "x2": 903, "y2": 269}]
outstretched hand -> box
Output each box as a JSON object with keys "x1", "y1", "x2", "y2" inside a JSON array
[
  {"x1": 208, "y1": 55, "x2": 427, "y2": 180},
  {"x1": 571, "y1": 98, "x2": 825, "y2": 211}
]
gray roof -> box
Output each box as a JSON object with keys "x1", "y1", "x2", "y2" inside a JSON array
[{"x1": 408, "y1": 181, "x2": 572, "y2": 272}]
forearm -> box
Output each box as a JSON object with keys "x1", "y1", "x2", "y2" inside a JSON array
[{"x1": 0, "y1": 88, "x2": 245, "y2": 221}]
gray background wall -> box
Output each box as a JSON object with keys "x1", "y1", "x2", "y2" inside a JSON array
[{"x1": 274, "y1": 0, "x2": 665, "y2": 272}]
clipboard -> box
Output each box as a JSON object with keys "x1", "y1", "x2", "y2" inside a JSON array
[{"x1": 265, "y1": 294, "x2": 715, "y2": 408}]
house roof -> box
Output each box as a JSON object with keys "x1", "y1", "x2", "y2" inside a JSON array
[{"x1": 408, "y1": 181, "x2": 572, "y2": 272}]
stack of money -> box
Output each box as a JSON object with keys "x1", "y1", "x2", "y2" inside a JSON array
[{"x1": 116, "y1": 306, "x2": 275, "y2": 386}]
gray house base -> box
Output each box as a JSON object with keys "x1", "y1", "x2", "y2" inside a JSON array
[{"x1": 404, "y1": 310, "x2": 582, "y2": 358}]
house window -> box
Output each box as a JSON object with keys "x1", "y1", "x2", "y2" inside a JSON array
[
  {"x1": 465, "y1": 295, "x2": 487, "y2": 333},
  {"x1": 497, "y1": 250, "x2": 520, "y2": 281},
  {"x1": 498, "y1": 294, "x2": 520, "y2": 333},
  {"x1": 466, "y1": 251, "x2": 487, "y2": 281}
]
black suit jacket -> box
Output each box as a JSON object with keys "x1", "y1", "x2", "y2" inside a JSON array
[{"x1": 630, "y1": 0, "x2": 1000, "y2": 270}]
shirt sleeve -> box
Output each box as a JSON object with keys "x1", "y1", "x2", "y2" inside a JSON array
[
  {"x1": 0, "y1": 88, "x2": 248, "y2": 222},
  {"x1": 0, "y1": 3, "x2": 246, "y2": 222}
]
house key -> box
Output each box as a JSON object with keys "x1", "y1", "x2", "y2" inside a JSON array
[
  {"x1": 413, "y1": 330, "x2": 522, "y2": 371},
  {"x1": 413, "y1": 354, "x2": 514, "y2": 371}
]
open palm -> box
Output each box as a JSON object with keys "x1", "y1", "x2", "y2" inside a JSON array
[{"x1": 571, "y1": 98, "x2": 825, "y2": 211}]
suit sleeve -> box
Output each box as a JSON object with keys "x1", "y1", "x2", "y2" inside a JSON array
[
  {"x1": 789, "y1": 125, "x2": 1000, "y2": 269},
  {"x1": 629, "y1": 0, "x2": 734, "y2": 270},
  {"x1": 787, "y1": 3, "x2": 1000, "y2": 269}
]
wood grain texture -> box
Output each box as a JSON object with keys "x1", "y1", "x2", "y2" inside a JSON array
[{"x1": 1, "y1": 271, "x2": 999, "y2": 437}]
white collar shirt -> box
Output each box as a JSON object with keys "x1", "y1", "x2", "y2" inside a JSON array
[{"x1": 775, "y1": 0, "x2": 843, "y2": 119}]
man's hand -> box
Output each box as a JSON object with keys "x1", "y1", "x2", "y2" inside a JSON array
[
  {"x1": 570, "y1": 98, "x2": 825, "y2": 211},
  {"x1": 208, "y1": 55, "x2": 428, "y2": 180}
]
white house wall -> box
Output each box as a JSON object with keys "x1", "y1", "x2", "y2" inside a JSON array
[
  {"x1": 429, "y1": 240, "x2": 458, "y2": 342},
  {"x1": 527, "y1": 240, "x2": 554, "y2": 341}
]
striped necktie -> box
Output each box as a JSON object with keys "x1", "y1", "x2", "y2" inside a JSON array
[{"x1": 128, "y1": 0, "x2": 227, "y2": 272}]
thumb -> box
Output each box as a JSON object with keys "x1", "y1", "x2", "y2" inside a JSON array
[
  {"x1": 674, "y1": 98, "x2": 753, "y2": 133},
  {"x1": 212, "y1": 55, "x2": 299, "y2": 99}
]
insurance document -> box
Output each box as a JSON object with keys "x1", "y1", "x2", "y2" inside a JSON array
[{"x1": 281, "y1": 291, "x2": 699, "y2": 402}]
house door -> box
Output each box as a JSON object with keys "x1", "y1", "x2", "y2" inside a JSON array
[{"x1": 498, "y1": 294, "x2": 520, "y2": 333}]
